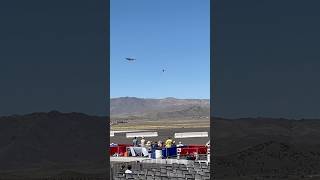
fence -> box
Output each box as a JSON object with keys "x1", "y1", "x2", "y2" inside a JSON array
[{"x1": 110, "y1": 144, "x2": 210, "y2": 162}]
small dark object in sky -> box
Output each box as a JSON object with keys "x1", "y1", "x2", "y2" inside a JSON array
[{"x1": 125, "y1": 57, "x2": 136, "y2": 61}]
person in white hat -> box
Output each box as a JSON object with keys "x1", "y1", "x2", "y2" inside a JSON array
[{"x1": 140, "y1": 136, "x2": 146, "y2": 147}]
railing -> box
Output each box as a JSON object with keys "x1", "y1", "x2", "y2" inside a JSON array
[
  {"x1": 140, "y1": 158, "x2": 193, "y2": 165},
  {"x1": 109, "y1": 145, "x2": 210, "y2": 162}
]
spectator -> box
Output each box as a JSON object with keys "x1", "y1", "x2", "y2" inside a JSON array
[
  {"x1": 165, "y1": 137, "x2": 173, "y2": 148},
  {"x1": 172, "y1": 141, "x2": 176, "y2": 147},
  {"x1": 152, "y1": 141, "x2": 159, "y2": 150},
  {"x1": 177, "y1": 141, "x2": 184, "y2": 147},
  {"x1": 146, "y1": 141, "x2": 152, "y2": 151},
  {"x1": 132, "y1": 137, "x2": 138, "y2": 147},
  {"x1": 140, "y1": 136, "x2": 146, "y2": 147},
  {"x1": 125, "y1": 165, "x2": 133, "y2": 174},
  {"x1": 206, "y1": 140, "x2": 210, "y2": 148}
]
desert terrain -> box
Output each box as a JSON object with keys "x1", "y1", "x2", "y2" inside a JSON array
[{"x1": 110, "y1": 97, "x2": 210, "y2": 144}]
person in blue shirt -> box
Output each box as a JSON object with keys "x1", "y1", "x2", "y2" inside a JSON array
[{"x1": 132, "y1": 137, "x2": 138, "y2": 146}]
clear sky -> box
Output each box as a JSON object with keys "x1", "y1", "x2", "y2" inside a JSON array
[{"x1": 110, "y1": 0, "x2": 210, "y2": 99}]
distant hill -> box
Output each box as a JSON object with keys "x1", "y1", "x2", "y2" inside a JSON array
[
  {"x1": 110, "y1": 97, "x2": 210, "y2": 119},
  {"x1": 151, "y1": 105, "x2": 210, "y2": 120}
]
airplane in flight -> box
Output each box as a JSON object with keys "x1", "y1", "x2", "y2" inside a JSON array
[{"x1": 125, "y1": 57, "x2": 136, "y2": 62}]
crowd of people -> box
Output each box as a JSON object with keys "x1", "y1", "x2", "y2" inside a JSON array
[{"x1": 132, "y1": 136, "x2": 184, "y2": 151}]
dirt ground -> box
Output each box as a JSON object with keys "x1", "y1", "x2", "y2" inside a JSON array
[
  {"x1": 111, "y1": 118, "x2": 210, "y2": 131},
  {"x1": 110, "y1": 118, "x2": 210, "y2": 145}
]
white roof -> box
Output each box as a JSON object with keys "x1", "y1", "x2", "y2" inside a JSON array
[
  {"x1": 126, "y1": 132, "x2": 158, "y2": 138},
  {"x1": 174, "y1": 132, "x2": 208, "y2": 138}
]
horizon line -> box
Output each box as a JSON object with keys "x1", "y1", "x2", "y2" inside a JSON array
[{"x1": 110, "y1": 96, "x2": 210, "y2": 100}]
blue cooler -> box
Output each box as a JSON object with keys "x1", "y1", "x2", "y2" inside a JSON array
[
  {"x1": 168, "y1": 147, "x2": 177, "y2": 157},
  {"x1": 162, "y1": 147, "x2": 177, "y2": 158}
]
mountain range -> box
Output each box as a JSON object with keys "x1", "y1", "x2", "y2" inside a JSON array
[{"x1": 110, "y1": 97, "x2": 210, "y2": 119}]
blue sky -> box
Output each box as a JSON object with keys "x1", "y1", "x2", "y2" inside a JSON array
[{"x1": 110, "y1": 0, "x2": 210, "y2": 99}]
